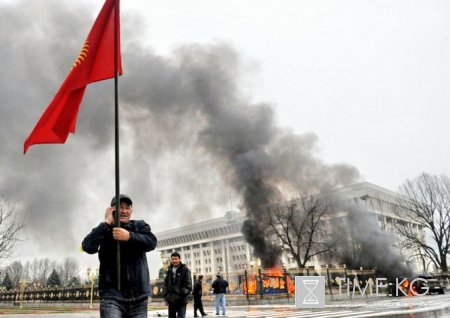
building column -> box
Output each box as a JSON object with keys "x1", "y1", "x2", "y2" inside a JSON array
[
  {"x1": 200, "y1": 244, "x2": 205, "y2": 275},
  {"x1": 245, "y1": 243, "x2": 251, "y2": 268},
  {"x1": 210, "y1": 243, "x2": 216, "y2": 275},
  {"x1": 223, "y1": 239, "x2": 231, "y2": 281}
]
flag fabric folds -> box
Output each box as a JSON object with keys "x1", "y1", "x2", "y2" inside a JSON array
[{"x1": 24, "y1": 0, "x2": 122, "y2": 154}]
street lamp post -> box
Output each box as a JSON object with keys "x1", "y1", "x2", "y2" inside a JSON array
[
  {"x1": 359, "y1": 267, "x2": 363, "y2": 287},
  {"x1": 326, "y1": 265, "x2": 333, "y2": 300},
  {"x1": 372, "y1": 267, "x2": 377, "y2": 284},
  {"x1": 257, "y1": 267, "x2": 263, "y2": 299},
  {"x1": 283, "y1": 264, "x2": 290, "y2": 301},
  {"x1": 244, "y1": 265, "x2": 249, "y2": 304},
  {"x1": 19, "y1": 279, "x2": 27, "y2": 309},
  {"x1": 256, "y1": 258, "x2": 263, "y2": 300},
  {"x1": 343, "y1": 264, "x2": 347, "y2": 282},
  {"x1": 87, "y1": 267, "x2": 99, "y2": 309}
]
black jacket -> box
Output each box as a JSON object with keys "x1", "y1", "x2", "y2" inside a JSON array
[
  {"x1": 82, "y1": 220, "x2": 157, "y2": 302},
  {"x1": 212, "y1": 277, "x2": 229, "y2": 294},
  {"x1": 164, "y1": 263, "x2": 192, "y2": 304},
  {"x1": 192, "y1": 280, "x2": 203, "y2": 299},
  {"x1": 193, "y1": 280, "x2": 203, "y2": 299}
]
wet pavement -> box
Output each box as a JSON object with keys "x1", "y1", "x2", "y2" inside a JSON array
[{"x1": 1, "y1": 294, "x2": 449, "y2": 317}]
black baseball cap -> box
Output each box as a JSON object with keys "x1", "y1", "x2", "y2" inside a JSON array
[{"x1": 110, "y1": 194, "x2": 133, "y2": 207}]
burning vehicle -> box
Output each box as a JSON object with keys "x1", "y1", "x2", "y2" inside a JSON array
[
  {"x1": 387, "y1": 276, "x2": 446, "y2": 297},
  {"x1": 387, "y1": 278, "x2": 419, "y2": 297},
  {"x1": 413, "y1": 276, "x2": 445, "y2": 295}
]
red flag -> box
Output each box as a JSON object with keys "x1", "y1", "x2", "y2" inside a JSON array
[{"x1": 24, "y1": 0, "x2": 122, "y2": 154}]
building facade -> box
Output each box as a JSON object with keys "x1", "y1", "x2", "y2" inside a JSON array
[
  {"x1": 155, "y1": 182, "x2": 423, "y2": 279},
  {"x1": 156, "y1": 211, "x2": 252, "y2": 279}
]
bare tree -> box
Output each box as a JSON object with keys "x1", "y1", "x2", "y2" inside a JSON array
[
  {"x1": 28, "y1": 258, "x2": 56, "y2": 286},
  {"x1": 6, "y1": 261, "x2": 23, "y2": 289},
  {"x1": 394, "y1": 173, "x2": 450, "y2": 272},
  {"x1": 0, "y1": 199, "x2": 24, "y2": 259},
  {"x1": 22, "y1": 260, "x2": 31, "y2": 282},
  {"x1": 56, "y1": 257, "x2": 80, "y2": 286},
  {"x1": 264, "y1": 194, "x2": 332, "y2": 268},
  {"x1": 4, "y1": 257, "x2": 80, "y2": 287}
]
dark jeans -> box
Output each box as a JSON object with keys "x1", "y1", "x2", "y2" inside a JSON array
[
  {"x1": 168, "y1": 301, "x2": 187, "y2": 318},
  {"x1": 194, "y1": 297, "x2": 206, "y2": 316},
  {"x1": 100, "y1": 298, "x2": 148, "y2": 318}
]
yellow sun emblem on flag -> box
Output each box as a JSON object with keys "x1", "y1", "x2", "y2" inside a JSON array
[{"x1": 72, "y1": 40, "x2": 90, "y2": 69}]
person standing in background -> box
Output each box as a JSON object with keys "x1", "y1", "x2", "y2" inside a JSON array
[
  {"x1": 164, "y1": 252, "x2": 192, "y2": 318},
  {"x1": 193, "y1": 275, "x2": 207, "y2": 317},
  {"x1": 211, "y1": 273, "x2": 228, "y2": 316}
]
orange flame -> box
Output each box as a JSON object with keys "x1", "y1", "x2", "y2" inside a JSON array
[
  {"x1": 243, "y1": 272, "x2": 257, "y2": 295},
  {"x1": 402, "y1": 279, "x2": 414, "y2": 297},
  {"x1": 243, "y1": 267, "x2": 294, "y2": 294},
  {"x1": 402, "y1": 279, "x2": 409, "y2": 288},
  {"x1": 409, "y1": 283, "x2": 418, "y2": 297},
  {"x1": 264, "y1": 267, "x2": 295, "y2": 294}
]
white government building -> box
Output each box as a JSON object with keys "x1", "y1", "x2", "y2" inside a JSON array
[{"x1": 155, "y1": 182, "x2": 423, "y2": 278}]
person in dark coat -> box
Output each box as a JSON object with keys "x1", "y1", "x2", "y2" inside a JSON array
[
  {"x1": 211, "y1": 273, "x2": 229, "y2": 316},
  {"x1": 164, "y1": 252, "x2": 192, "y2": 318},
  {"x1": 82, "y1": 194, "x2": 157, "y2": 318},
  {"x1": 193, "y1": 275, "x2": 207, "y2": 317}
]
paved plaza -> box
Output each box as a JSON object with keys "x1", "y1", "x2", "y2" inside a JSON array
[{"x1": 1, "y1": 295, "x2": 450, "y2": 318}]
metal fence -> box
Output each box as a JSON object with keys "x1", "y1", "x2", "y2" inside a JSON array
[
  {"x1": 151, "y1": 266, "x2": 377, "y2": 301},
  {"x1": 3, "y1": 268, "x2": 448, "y2": 305},
  {"x1": 0, "y1": 285, "x2": 99, "y2": 304}
]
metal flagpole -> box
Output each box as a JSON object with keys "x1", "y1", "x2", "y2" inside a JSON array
[{"x1": 114, "y1": 0, "x2": 121, "y2": 292}]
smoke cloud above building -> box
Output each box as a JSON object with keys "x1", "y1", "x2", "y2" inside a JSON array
[{"x1": 0, "y1": 0, "x2": 413, "y2": 273}]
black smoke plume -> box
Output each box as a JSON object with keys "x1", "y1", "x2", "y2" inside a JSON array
[
  {"x1": 1, "y1": 0, "x2": 404, "y2": 270},
  {"x1": 331, "y1": 197, "x2": 412, "y2": 280}
]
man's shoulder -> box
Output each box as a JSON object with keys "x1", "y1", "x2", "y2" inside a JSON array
[
  {"x1": 128, "y1": 220, "x2": 150, "y2": 229},
  {"x1": 130, "y1": 219, "x2": 148, "y2": 225},
  {"x1": 179, "y1": 263, "x2": 190, "y2": 272}
]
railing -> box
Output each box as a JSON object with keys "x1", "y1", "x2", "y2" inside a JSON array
[
  {"x1": 151, "y1": 266, "x2": 377, "y2": 302},
  {"x1": 0, "y1": 267, "x2": 384, "y2": 304},
  {"x1": 0, "y1": 285, "x2": 99, "y2": 304}
]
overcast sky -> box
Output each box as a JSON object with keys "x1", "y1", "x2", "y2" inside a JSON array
[
  {"x1": 1, "y1": 0, "x2": 450, "y2": 277},
  {"x1": 124, "y1": 0, "x2": 450, "y2": 191}
]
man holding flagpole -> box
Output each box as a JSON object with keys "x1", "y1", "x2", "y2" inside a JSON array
[
  {"x1": 82, "y1": 194, "x2": 157, "y2": 317},
  {"x1": 23, "y1": 0, "x2": 156, "y2": 316}
]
